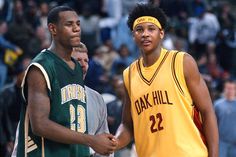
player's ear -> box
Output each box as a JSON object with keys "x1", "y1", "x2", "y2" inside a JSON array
[
  {"x1": 159, "y1": 29, "x2": 165, "y2": 39},
  {"x1": 48, "y1": 23, "x2": 56, "y2": 35}
]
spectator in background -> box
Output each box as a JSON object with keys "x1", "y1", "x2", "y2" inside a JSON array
[
  {"x1": 99, "y1": 0, "x2": 122, "y2": 44},
  {"x1": 102, "y1": 41, "x2": 119, "y2": 75},
  {"x1": 38, "y1": 2, "x2": 51, "y2": 49},
  {"x1": 0, "y1": 19, "x2": 22, "y2": 89},
  {"x1": 111, "y1": 14, "x2": 138, "y2": 59},
  {"x1": 196, "y1": 41, "x2": 225, "y2": 101},
  {"x1": 0, "y1": 56, "x2": 31, "y2": 157},
  {"x1": 188, "y1": 6, "x2": 220, "y2": 60},
  {"x1": 111, "y1": 44, "x2": 134, "y2": 76},
  {"x1": 24, "y1": 0, "x2": 41, "y2": 30},
  {"x1": 0, "y1": 0, "x2": 13, "y2": 22},
  {"x1": 214, "y1": 79, "x2": 236, "y2": 157},
  {"x1": 68, "y1": 0, "x2": 103, "y2": 16},
  {"x1": 39, "y1": 2, "x2": 49, "y2": 29},
  {"x1": 27, "y1": 26, "x2": 50, "y2": 58},
  {"x1": 85, "y1": 46, "x2": 110, "y2": 93},
  {"x1": 205, "y1": 42, "x2": 225, "y2": 94},
  {"x1": 5, "y1": 0, "x2": 34, "y2": 56},
  {"x1": 0, "y1": 56, "x2": 31, "y2": 137},
  {"x1": 107, "y1": 76, "x2": 123, "y2": 135},
  {"x1": 190, "y1": 0, "x2": 207, "y2": 17},
  {"x1": 79, "y1": 4, "x2": 100, "y2": 54},
  {"x1": 216, "y1": 1, "x2": 236, "y2": 76},
  {"x1": 11, "y1": 0, "x2": 23, "y2": 19},
  {"x1": 0, "y1": 95, "x2": 14, "y2": 157}
]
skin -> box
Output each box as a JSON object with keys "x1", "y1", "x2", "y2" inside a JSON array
[
  {"x1": 184, "y1": 54, "x2": 219, "y2": 157},
  {"x1": 72, "y1": 45, "x2": 88, "y2": 79},
  {"x1": 115, "y1": 22, "x2": 219, "y2": 157},
  {"x1": 26, "y1": 10, "x2": 116, "y2": 156},
  {"x1": 133, "y1": 23, "x2": 164, "y2": 66}
]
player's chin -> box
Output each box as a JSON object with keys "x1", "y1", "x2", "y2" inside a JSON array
[
  {"x1": 142, "y1": 46, "x2": 155, "y2": 54},
  {"x1": 71, "y1": 41, "x2": 81, "y2": 47},
  {"x1": 71, "y1": 38, "x2": 81, "y2": 46}
]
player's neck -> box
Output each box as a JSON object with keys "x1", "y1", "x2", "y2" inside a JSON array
[
  {"x1": 48, "y1": 43, "x2": 72, "y2": 61},
  {"x1": 142, "y1": 47, "x2": 162, "y2": 67}
]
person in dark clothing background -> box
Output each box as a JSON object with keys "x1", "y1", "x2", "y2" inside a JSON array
[
  {"x1": 0, "y1": 96, "x2": 14, "y2": 157},
  {"x1": 0, "y1": 56, "x2": 31, "y2": 156}
]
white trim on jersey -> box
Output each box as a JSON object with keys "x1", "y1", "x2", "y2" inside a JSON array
[{"x1": 21, "y1": 63, "x2": 52, "y2": 101}]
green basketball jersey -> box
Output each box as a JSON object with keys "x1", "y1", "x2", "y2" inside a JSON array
[{"x1": 17, "y1": 50, "x2": 90, "y2": 157}]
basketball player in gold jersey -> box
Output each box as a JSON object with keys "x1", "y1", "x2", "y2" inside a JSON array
[{"x1": 113, "y1": 3, "x2": 219, "y2": 157}]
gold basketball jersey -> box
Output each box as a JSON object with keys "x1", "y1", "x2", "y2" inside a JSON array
[{"x1": 123, "y1": 48, "x2": 208, "y2": 157}]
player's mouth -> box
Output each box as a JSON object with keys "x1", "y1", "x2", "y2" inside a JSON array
[{"x1": 141, "y1": 40, "x2": 151, "y2": 46}]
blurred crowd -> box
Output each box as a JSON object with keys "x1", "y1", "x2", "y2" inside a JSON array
[{"x1": 0, "y1": 0, "x2": 236, "y2": 157}]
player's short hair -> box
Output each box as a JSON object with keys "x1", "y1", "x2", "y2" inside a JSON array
[
  {"x1": 47, "y1": 6, "x2": 75, "y2": 25},
  {"x1": 78, "y1": 42, "x2": 87, "y2": 50},
  {"x1": 224, "y1": 78, "x2": 236, "y2": 85},
  {"x1": 127, "y1": 3, "x2": 167, "y2": 31}
]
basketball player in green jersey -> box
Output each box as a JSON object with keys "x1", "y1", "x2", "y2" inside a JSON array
[
  {"x1": 16, "y1": 6, "x2": 116, "y2": 157},
  {"x1": 113, "y1": 3, "x2": 219, "y2": 157},
  {"x1": 12, "y1": 43, "x2": 114, "y2": 157}
]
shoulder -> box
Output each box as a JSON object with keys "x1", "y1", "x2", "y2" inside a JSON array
[
  {"x1": 182, "y1": 52, "x2": 195, "y2": 61},
  {"x1": 21, "y1": 58, "x2": 53, "y2": 99},
  {"x1": 33, "y1": 49, "x2": 48, "y2": 60},
  {"x1": 32, "y1": 49, "x2": 53, "y2": 65},
  {"x1": 123, "y1": 59, "x2": 138, "y2": 78},
  {"x1": 85, "y1": 86, "x2": 104, "y2": 103},
  {"x1": 181, "y1": 52, "x2": 200, "y2": 80},
  {"x1": 85, "y1": 86, "x2": 100, "y2": 96},
  {"x1": 214, "y1": 98, "x2": 225, "y2": 107},
  {"x1": 181, "y1": 52, "x2": 196, "y2": 68},
  {"x1": 164, "y1": 49, "x2": 187, "y2": 66},
  {"x1": 168, "y1": 49, "x2": 188, "y2": 59},
  {"x1": 27, "y1": 50, "x2": 57, "y2": 80}
]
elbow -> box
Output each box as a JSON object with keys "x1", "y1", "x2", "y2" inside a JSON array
[
  {"x1": 30, "y1": 119, "x2": 47, "y2": 137},
  {"x1": 31, "y1": 126, "x2": 42, "y2": 136}
]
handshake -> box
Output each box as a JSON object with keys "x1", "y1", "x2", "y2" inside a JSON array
[{"x1": 87, "y1": 133, "x2": 119, "y2": 156}]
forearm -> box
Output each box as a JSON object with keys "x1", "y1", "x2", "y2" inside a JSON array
[
  {"x1": 31, "y1": 118, "x2": 92, "y2": 146},
  {"x1": 202, "y1": 111, "x2": 219, "y2": 157},
  {"x1": 115, "y1": 124, "x2": 133, "y2": 150}
]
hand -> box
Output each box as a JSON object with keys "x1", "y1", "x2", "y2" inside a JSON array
[{"x1": 89, "y1": 133, "x2": 117, "y2": 156}]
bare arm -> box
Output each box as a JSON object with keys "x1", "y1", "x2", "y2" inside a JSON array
[
  {"x1": 183, "y1": 54, "x2": 219, "y2": 157},
  {"x1": 27, "y1": 66, "x2": 116, "y2": 155},
  {"x1": 115, "y1": 84, "x2": 133, "y2": 150}
]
